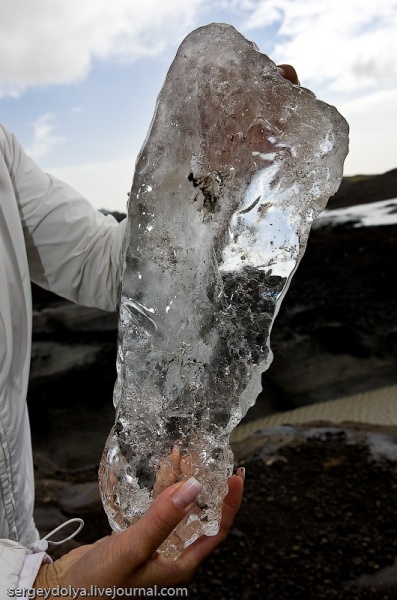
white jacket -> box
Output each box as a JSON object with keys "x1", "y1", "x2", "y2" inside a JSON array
[{"x1": 0, "y1": 124, "x2": 126, "y2": 587}]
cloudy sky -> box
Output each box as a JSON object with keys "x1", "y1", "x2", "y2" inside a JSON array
[{"x1": 1, "y1": 0, "x2": 396, "y2": 212}]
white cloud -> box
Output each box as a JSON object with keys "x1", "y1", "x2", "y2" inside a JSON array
[
  {"x1": 26, "y1": 113, "x2": 65, "y2": 160},
  {"x1": 3, "y1": 1, "x2": 396, "y2": 179},
  {"x1": 0, "y1": 0, "x2": 204, "y2": 95},
  {"x1": 338, "y1": 88, "x2": 397, "y2": 115},
  {"x1": 2, "y1": 1, "x2": 396, "y2": 98},
  {"x1": 234, "y1": 0, "x2": 397, "y2": 176},
  {"x1": 46, "y1": 158, "x2": 134, "y2": 213},
  {"x1": 241, "y1": 0, "x2": 397, "y2": 93},
  {"x1": 339, "y1": 89, "x2": 397, "y2": 175}
]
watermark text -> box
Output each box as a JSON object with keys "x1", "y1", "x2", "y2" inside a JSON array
[{"x1": 7, "y1": 585, "x2": 188, "y2": 599}]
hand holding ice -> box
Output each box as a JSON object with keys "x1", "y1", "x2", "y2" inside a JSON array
[{"x1": 99, "y1": 23, "x2": 349, "y2": 558}]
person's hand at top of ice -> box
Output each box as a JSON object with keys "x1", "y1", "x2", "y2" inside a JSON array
[
  {"x1": 277, "y1": 64, "x2": 300, "y2": 85},
  {"x1": 34, "y1": 471, "x2": 244, "y2": 593}
]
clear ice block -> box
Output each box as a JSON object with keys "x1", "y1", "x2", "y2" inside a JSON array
[{"x1": 99, "y1": 23, "x2": 349, "y2": 559}]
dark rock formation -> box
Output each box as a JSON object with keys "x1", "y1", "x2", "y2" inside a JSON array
[
  {"x1": 253, "y1": 198, "x2": 397, "y2": 419},
  {"x1": 329, "y1": 169, "x2": 397, "y2": 209}
]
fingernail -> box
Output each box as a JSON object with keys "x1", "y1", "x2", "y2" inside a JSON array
[
  {"x1": 172, "y1": 477, "x2": 202, "y2": 509},
  {"x1": 236, "y1": 467, "x2": 246, "y2": 480}
]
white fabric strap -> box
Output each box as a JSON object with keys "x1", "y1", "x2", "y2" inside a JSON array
[
  {"x1": 27, "y1": 518, "x2": 84, "y2": 552},
  {"x1": 0, "y1": 519, "x2": 84, "y2": 589}
]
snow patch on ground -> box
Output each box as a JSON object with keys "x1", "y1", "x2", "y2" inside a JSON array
[{"x1": 314, "y1": 198, "x2": 397, "y2": 228}]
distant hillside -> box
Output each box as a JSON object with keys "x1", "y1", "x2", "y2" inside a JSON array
[{"x1": 328, "y1": 168, "x2": 397, "y2": 209}]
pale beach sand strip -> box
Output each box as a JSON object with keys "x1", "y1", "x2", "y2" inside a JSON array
[{"x1": 231, "y1": 384, "x2": 397, "y2": 442}]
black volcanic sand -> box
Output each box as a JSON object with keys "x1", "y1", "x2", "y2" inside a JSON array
[
  {"x1": 190, "y1": 426, "x2": 397, "y2": 600},
  {"x1": 35, "y1": 423, "x2": 397, "y2": 599}
]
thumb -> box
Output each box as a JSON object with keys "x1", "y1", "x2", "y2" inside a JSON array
[
  {"x1": 120, "y1": 477, "x2": 202, "y2": 564},
  {"x1": 277, "y1": 63, "x2": 300, "y2": 85}
]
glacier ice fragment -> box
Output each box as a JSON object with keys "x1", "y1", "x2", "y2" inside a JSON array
[{"x1": 99, "y1": 23, "x2": 349, "y2": 559}]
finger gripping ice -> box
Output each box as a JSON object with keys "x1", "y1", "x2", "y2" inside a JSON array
[{"x1": 99, "y1": 23, "x2": 349, "y2": 559}]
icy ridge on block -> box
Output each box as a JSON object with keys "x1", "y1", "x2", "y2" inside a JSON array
[{"x1": 99, "y1": 23, "x2": 349, "y2": 559}]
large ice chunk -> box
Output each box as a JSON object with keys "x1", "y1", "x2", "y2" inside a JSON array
[{"x1": 99, "y1": 23, "x2": 349, "y2": 559}]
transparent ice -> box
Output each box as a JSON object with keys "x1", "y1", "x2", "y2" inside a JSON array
[{"x1": 99, "y1": 23, "x2": 349, "y2": 559}]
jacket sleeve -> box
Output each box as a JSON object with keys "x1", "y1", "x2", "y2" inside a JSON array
[
  {"x1": 0, "y1": 539, "x2": 52, "y2": 591},
  {"x1": 1, "y1": 124, "x2": 127, "y2": 312}
]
